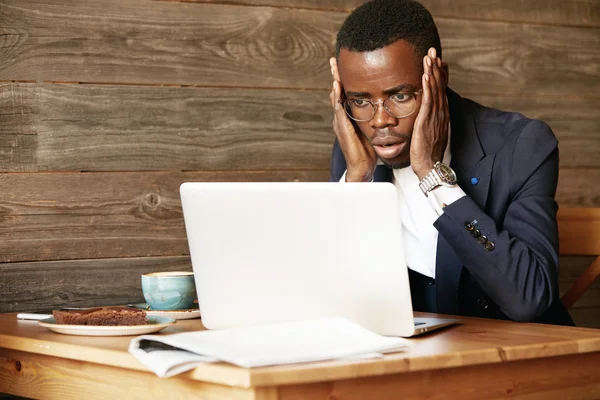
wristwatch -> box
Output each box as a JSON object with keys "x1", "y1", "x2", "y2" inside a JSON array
[{"x1": 419, "y1": 161, "x2": 458, "y2": 197}]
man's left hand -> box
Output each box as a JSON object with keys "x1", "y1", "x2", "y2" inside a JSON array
[{"x1": 410, "y1": 47, "x2": 450, "y2": 180}]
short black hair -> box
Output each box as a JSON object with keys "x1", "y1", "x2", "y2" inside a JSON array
[{"x1": 335, "y1": 0, "x2": 441, "y2": 64}]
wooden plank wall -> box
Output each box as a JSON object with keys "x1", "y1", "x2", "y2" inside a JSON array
[{"x1": 0, "y1": 0, "x2": 598, "y2": 327}]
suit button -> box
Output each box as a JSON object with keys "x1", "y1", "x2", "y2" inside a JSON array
[
  {"x1": 470, "y1": 229, "x2": 481, "y2": 238},
  {"x1": 477, "y1": 298, "x2": 489, "y2": 309},
  {"x1": 485, "y1": 241, "x2": 495, "y2": 251},
  {"x1": 477, "y1": 235, "x2": 488, "y2": 244},
  {"x1": 465, "y1": 222, "x2": 474, "y2": 231}
]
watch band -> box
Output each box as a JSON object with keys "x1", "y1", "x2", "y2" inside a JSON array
[
  {"x1": 419, "y1": 162, "x2": 458, "y2": 197},
  {"x1": 419, "y1": 168, "x2": 442, "y2": 197}
]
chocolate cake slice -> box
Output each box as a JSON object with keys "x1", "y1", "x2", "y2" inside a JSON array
[{"x1": 52, "y1": 307, "x2": 148, "y2": 326}]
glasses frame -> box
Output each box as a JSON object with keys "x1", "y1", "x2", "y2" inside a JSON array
[{"x1": 338, "y1": 89, "x2": 423, "y2": 122}]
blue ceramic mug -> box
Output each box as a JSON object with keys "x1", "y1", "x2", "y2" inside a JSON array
[{"x1": 141, "y1": 271, "x2": 197, "y2": 310}]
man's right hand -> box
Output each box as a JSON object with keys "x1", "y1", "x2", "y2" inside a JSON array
[{"x1": 329, "y1": 57, "x2": 377, "y2": 182}]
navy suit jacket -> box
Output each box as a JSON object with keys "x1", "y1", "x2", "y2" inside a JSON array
[{"x1": 329, "y1": 89, "x2": 574, "y2": 326}]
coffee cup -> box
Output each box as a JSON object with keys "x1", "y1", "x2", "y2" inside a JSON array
[{"x1": 141, "y1": 271, "x2": 197, "y2": 310}]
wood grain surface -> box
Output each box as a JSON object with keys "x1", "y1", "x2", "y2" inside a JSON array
[
  {"x1": 166, "y1": 0, "x2": 600, "y2": 27},
  {"x1": 0, "y1": 83, "x2": 333, "y2": 172},
  {"x1": 0, "y1": 256, "x2": 192, "y2": 313},
  {"x1": 277, "y1": 353, "x2": 600, "y2": 400},
  {"x1": 0, "y1": 83, "x2": 597, "y2": 172},
  {"x1": 0, "y1": 170, "x2": 329, "y2": 265},
  {"x1": 0, "y1": 1, "x2": 342, "y2": 88},
  {"x1": 556, "y1": 169, "x2": 600, "y2": 208},
  {"x1": 0, "y1": 348, "x2": 256, "y2": 400},
  {"x1": 2, "y1": 347, "x2": 599, "y2": 399},
  {"x1": 558, "y1": 208, "x2": 600, "y2": 255},
  {"x1": 0, "y1": 1, "x2": 598, "y2": 97}
]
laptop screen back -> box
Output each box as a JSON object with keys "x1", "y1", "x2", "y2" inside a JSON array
[{"x1": 180, "y1": 182, "x2": 415, "y2": 336}]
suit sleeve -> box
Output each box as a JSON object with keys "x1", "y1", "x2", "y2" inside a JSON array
[
  {"x1": 329, "y1": 139, "x2": 347, "y2": 182},
  {"x1": 434, "y1": 120, "x2": 560, "y2": 322}
]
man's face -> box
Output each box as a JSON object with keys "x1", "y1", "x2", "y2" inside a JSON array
[{"x1": 337, "y1": 40, "x2": 423, "y2": 169}]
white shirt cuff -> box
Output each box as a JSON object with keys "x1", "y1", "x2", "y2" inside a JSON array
[
  {"x1": 339, "y1": 170, "x2": 374, "y2": 183},
  {"x1": 426, "y1": 185, "x2": 466, "y2": 216}
]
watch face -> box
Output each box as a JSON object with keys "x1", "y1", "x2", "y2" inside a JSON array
[{"x1": 437, "y1": 163, "x2": 457, "y2": 185}]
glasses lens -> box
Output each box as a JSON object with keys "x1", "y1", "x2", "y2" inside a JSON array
[
  {"x1": 344, "y1": 100, "x2": 374, "y2": 122},
  {"x1": 384, "y1": 94, "x2": 416, "y2": 118},
  {"x1": 342, "y1": 93, "x2": 418, "y2": 121}
]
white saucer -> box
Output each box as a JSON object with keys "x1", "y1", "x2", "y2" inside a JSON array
[
  {"x1": 128, "y1": 303, "x2": 201, "y2": 320},
  {"x1": 38, "y1": 316, "x2": 176, "y2": 336}
]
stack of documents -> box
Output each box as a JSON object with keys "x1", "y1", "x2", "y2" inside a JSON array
[{"x1": 129, "y1": 317, "x2": 410, "y2": 377}]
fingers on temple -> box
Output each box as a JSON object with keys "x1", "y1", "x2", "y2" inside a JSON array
[
  {"x1": 420, "y1": 71, "x2": 433, "y2": 116},
  {"x1": 329, "y1": 84, "x2": 335, "y2": 108},
  {"x1": 330, "y1": 57, "x2": 341, "y2": 82},
  {"x1": 333, "y1": 81, "x2": 344, "y2": 112}
]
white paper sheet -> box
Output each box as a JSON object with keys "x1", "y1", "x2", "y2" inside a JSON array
[{"x1": 129, "y1": 317, "x2": 410, "y2": 377}]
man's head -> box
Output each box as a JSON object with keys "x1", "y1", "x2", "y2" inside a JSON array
[
  {"x1": 335, "y1": 0, "x2": 441, "y2": 65},
  {"x1": 335, "y1": 0, "x2": 445, "y2": 169}
]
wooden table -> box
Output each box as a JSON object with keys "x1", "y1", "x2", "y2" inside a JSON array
[{"x1": 1, "y1": 312, "x2": 599, "y2": 400}]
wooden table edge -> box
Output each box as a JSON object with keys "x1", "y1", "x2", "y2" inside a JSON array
[
  {"x1": 3, "y1": 313, "x2": 600, "y2": 389},
  {"x1": 3, "y1": 332, "x2": 600, "y2": 389},
  {"x1": 238, "y1": 339, "x2": 600, "y2": 387}
]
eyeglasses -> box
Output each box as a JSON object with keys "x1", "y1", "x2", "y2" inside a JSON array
[{"x1": 338, "y1": 90, "x2": 422, "y2": 122}]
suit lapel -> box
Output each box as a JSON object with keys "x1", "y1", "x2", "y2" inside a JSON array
[
  {"x1": 461, "y1": 156, "x2": 495, "y2": 208},
  {"x1": 447, "y1": 89, "x2": 494, "y2": 208},
  {"x1": 447, "y1": 89, "x2": 484, "y2": 176}
]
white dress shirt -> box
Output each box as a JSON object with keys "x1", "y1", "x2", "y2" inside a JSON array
[{"x1": 339, "y1": 129, "x2": 466, "y2": 278}]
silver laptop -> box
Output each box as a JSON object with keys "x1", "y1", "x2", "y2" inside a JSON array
[{"x1": 180, "y1": 182, "x2": 457, "y2": 337}]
